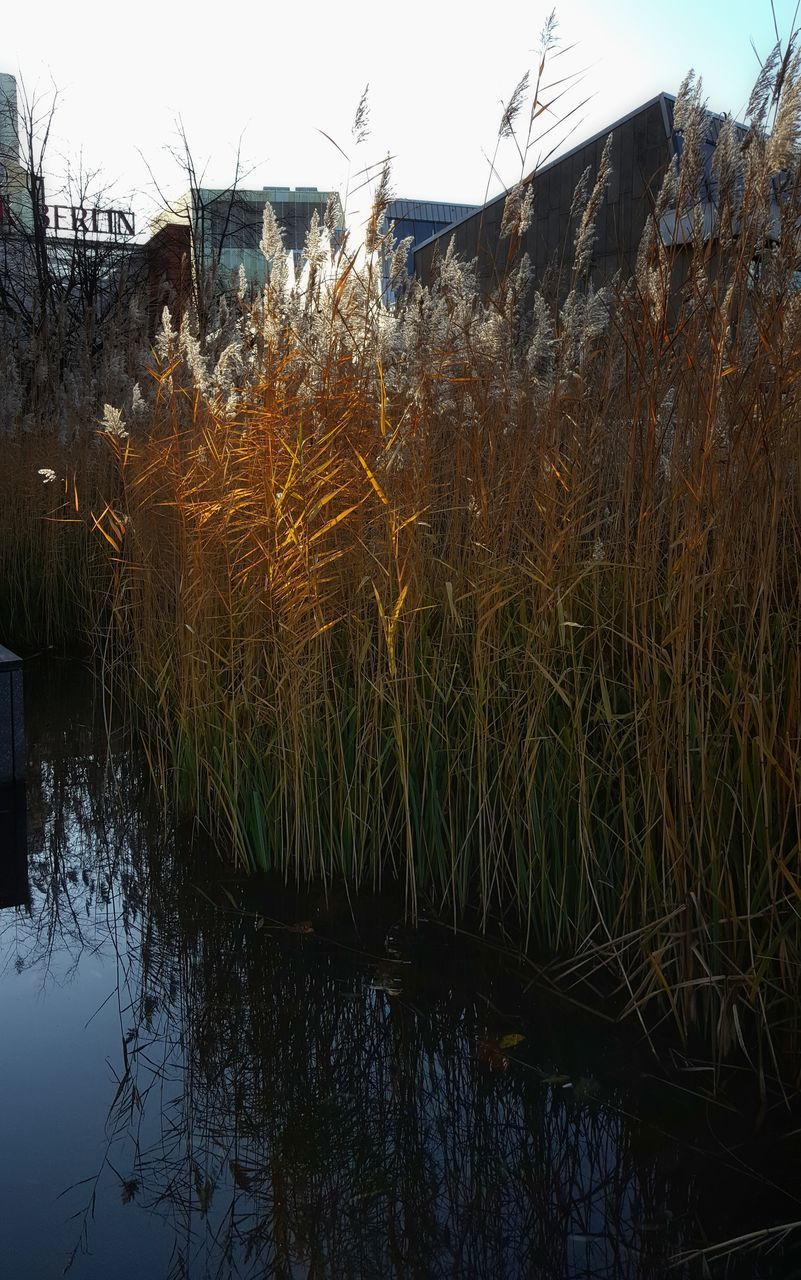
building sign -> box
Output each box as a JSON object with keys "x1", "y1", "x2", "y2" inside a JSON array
[
  {"x1": 0, "y1": 194, "x2": 136, "y2": 237},
  {"x1": 40, "y1": 205, "x2": 136, "y2": 237},
  {"x1": 0, "y1": 153, "x2": 137, "y2": 236}
]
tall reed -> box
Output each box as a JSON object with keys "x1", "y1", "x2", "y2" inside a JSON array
[{"x1": 2, "y1": 59, "x2": 800, "y2": 1060}]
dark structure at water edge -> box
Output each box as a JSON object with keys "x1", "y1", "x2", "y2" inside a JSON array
[
  {"x1": 0, "y1": 644, "x2": 27, "y2": 908},
  {"x1": 0, "y1": 644, "x2": 24, "y2": 785}
]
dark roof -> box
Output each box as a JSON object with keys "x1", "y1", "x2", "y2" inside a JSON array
[
  {"x1": 412, "y1": 93, "x2": 676, "y2": 258},
  {"x1": 413, "y1": 93, "x2": 759, "y2": 261},
  {"x1": 385, "y1": 198, "x2": 479, "y2": 224}
]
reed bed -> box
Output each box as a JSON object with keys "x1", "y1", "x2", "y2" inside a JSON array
[
  {"x1": 0, "y1": 288, "x2": 151, "y2": 649},
  {"x1": 2, "y1": 63, "x2": 800, "y2": 1059},
  {"x1": 0, "y1": 433, "x2": 116, "y2": 648}
]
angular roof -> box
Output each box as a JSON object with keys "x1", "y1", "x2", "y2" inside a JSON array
[
  {"x1": 412, "y1": 93, "x2": 753, "y2": 260},
  {"x1": 385, "y1": 197, "x2": 478, "y2": 224},
  {"x1": 412, "y1": 93, "x2": 677, "y2": 258}
]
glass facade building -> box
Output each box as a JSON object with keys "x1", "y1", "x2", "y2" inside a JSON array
[
  {"x1": 149, "y1": 189, "x2": 478, "y2": 304},
  {"x1": 0, "y1": 73, "x2": 33, "y2": 233},
  {"x1": 192, "y1": 186, "x2": 344, "y2": 287}
]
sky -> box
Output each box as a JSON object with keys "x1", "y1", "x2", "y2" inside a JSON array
[{"x1": 1, "y1": 0, "x2": 799, "y2": 235}]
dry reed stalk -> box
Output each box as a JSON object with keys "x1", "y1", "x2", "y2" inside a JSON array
[{"x1": 1, "y1": 51, "x2": 800, "y2": 1066}]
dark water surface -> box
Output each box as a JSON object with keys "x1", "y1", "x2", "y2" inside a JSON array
[{"x1": 1, "y1": 659, "x2": 801, "y2": 1279}]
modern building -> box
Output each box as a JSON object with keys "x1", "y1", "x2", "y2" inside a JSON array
[
  {"x1": 0, "y1": 73, "x2": 32, "y2": 232},
  {"x1": 194, "y1": 184, "x2": 345, "y2": 285},
  {"x1": 147, "y1": 189, "x2": 480, "y2": 312},
  {"x1": 412, "y1": 94, "x2": 749, "y2": 296},
  {"x1": 378, "y1": 197, "x2": 477, "y2": 302},
  {"x1": 146, "y1": 184, "x2": 346, "y2": 324},
  {"x1": 382, "y1": 197, "x2": 478, "y2": 280},
  {"x1": 0, "y1": 70, "x2": 142, "y2": 361}
]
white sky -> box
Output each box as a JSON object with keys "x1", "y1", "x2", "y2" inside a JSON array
[{"x1": 2, "y1": 0, "x2": 799, "y2": 235}]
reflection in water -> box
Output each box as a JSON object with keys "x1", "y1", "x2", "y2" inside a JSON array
[{"x1": 0, "y1": 659, "x2": 800, "y2": 1279}]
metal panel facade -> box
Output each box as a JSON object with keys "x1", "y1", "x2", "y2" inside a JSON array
[{"x1": 414, "y1": 97, "x2": 675, "y2": 296}]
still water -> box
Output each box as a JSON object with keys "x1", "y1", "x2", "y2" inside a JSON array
[{"x1": 1, "y1": 659, "x2": 800, "y2": 1279}]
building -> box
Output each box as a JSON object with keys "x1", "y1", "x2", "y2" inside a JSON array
[
  {"x1": 146, "y1": 184, "x2": 347, "y2": 325},
  {"x1": 381, "y1": 197, "x2": 478, "y2": 289},
  {"x1": 0, "y1": 73, "x2": 32, "y2": 232},
  {"x1": 412, "y1": 94, "x2": 748, "y2": 297},
  {"x1": 147, "y1": 189, "x2": 480, "y2": 314},
  {"x1": 145, "y1": 221, "x2": 193, "y2": 328},
  {"x1": 380, "y1": 197, "x2": 478, "y2": 301},
  {"x1": 0, "y1": 71, "x2": 142, "y2": 363},
  {"x1": 169, "y1": 186, "x2": 344, "y2": 281}
]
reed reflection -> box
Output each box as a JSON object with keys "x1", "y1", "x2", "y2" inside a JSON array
[
  {"x1": 3, "y1": 660, "x2": 153, "y2": 978},
  {"x1": 115, "y1": 890, "x2": 799, "y2": 1280},
  {"x1": 5, "y1": 660, "x2": 799, "y2": 1280}
]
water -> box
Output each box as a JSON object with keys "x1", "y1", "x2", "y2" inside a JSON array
[{"x1": 1, "y1": 659, "x2": 800, "y2": 1279}]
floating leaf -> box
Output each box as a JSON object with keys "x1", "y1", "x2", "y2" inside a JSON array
[
  {"x1": 498, "y1": 1033, "x2": 525, "y2": 1050},
  {"x1": 477, "y1": 1033, "x2": 513, "y2": 1072}
]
